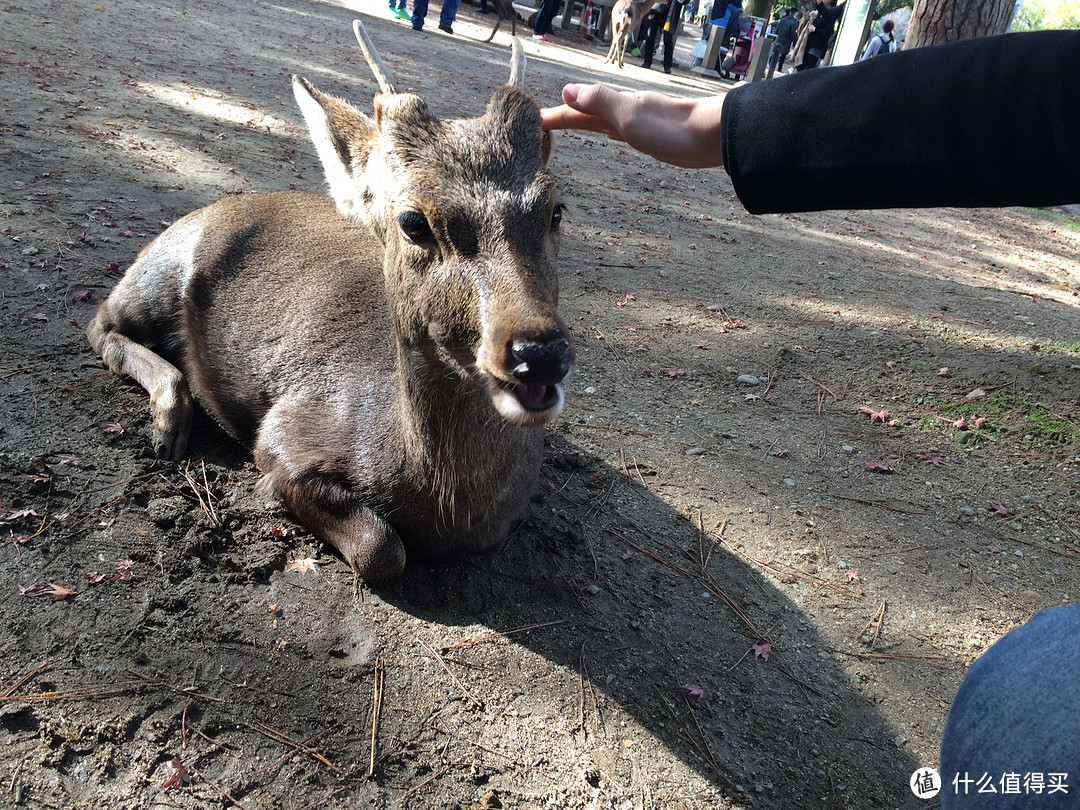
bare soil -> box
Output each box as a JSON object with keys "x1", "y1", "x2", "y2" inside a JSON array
[{"x1": 2, "y1": 1, "x2": 1079, "y2": 808}]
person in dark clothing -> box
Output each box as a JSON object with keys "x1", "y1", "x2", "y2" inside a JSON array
[
  {"x1": 540, "y1": 30, "x2": 1080, "y2": 214},
  {"x1": 766, "y1": 7, "x2": 798, "y2": 77},
  {"x1": 641, "y1": 0, "x2": 687, "y2": 73},
  {"x1": 797, "y1": 0, "x2": 845, "y2": 69},
  {"x1": 711, "y1": 0, "x2": 742, "y2": 49},
  {"x1": 531, "y1": 0, "x2": 560, "y2": 40}
]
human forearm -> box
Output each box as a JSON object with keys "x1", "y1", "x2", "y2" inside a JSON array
[{"x1": 541, "y1": 84, "x2": 726, "y2": 170}]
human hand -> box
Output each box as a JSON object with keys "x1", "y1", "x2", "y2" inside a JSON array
[{"x1": 540, "y1": 83, "x2": 726, "y2": 169}]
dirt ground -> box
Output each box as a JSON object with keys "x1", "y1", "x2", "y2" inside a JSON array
[{"x1": 2, "y1": 0, "x2": 1079, "y2": 808}]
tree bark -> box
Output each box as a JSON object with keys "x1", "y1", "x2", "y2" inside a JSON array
[{"x1": 906, "y1": 0, "x2": 1013, "y2": 48}]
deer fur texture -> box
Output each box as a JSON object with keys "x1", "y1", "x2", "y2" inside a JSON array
[
  {"x1": 87, "y1": 22, "x2": 573, "y2": 585},
  {"x1": 605, "y1": 0, "x2": 652, "y2": 68}
]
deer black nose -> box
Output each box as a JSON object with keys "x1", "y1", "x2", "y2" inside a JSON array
[{"x1": 510, "y1": 337, "x2": 571, "y2": 385}]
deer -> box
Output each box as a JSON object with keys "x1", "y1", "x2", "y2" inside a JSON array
[
  {"x1": 483, "y1": 0, "x2": 525, "y2": 42},
  {"x1": 605, "y1": 0, "x2": 651, "y2": 68},
  {"x1": 87, "y1": 20, "x2": 573, "y2": 586}
]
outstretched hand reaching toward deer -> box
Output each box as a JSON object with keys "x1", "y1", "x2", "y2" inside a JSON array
[{"x1": 541, "y1": 83, "x2": 726, "y2": 169}]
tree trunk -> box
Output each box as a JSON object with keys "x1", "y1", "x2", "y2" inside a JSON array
[{"x1": 906, "y1": 0, "x2": 1013, "y2": 48}]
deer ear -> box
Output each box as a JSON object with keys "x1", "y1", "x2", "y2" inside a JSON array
[{"x1": 292, "y1": 76, "x2": 374, "y2": 216}]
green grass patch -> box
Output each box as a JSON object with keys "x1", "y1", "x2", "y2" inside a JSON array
[
  {"x1": 1027, "y1": 406, "x2": 1080, "y2": 446},
  {"x1": 940, "y1": 389, "x2": 1018, "y2": 417}
]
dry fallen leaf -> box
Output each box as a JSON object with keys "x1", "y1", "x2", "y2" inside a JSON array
[
  {"x1": 680, "y1": 684, "x2": 704, "y2": 701},
  {"x1": 161, "y1": 757, "x2": 191, "y2": 790},
  {"x1": 916, "y1": 451, "x2": 946, "y2": 466},
  {"x1": 286, "y1": 557, "x2": 319, "y2": 574},
  {"x1": 865, "y1": 462, "x2": 894, "y2": 474},
  {"x1": 752, "y1": 641, "x2": 772, "y2": 661}
]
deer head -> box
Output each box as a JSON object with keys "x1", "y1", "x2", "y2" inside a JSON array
[{"x1": 291, "y1": 22, "x2": 571, "y2": 428}]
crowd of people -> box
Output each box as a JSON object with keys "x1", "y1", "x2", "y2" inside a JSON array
[{"x1": 390, "y1": 0, "x2": 903, "y2": 75}]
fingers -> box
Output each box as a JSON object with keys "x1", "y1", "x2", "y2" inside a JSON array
[{"x1": 540, "y1": 83, "x2": 624, "y2": 137}]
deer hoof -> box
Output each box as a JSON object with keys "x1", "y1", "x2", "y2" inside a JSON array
[{"x1": 338, "y1": 514, "x2": 407, "y2": 586}]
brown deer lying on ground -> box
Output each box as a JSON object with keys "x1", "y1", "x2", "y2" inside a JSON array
[
  {"x1": 605, "y1": 0, "x2": 652, "y2": 67},
  {"x1": 484, "y1": 0, "x2": 525, "y2": 41},
  {"x1": 87, "y1": 21, "x2": 572, "y2": 586}
]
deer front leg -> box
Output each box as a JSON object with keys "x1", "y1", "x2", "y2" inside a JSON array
[
  {"x1": 87, "y1": 317, "x2": 194, "y2": 460},
  {"x1": 254, "y1": 415, "x2": 406, "y2": 586}
]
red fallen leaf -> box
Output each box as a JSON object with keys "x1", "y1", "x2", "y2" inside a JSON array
[
  {"x1": 885, "y1": 360, "x2": 896, "y2": 369},
  {"x1": 105, "y1": 262, "x2": 120, "y2": 273},
  {"x1": 753, "y1": 641, "x2": 772, "y2": 661},
  {"x1": 85, "y1": 571, "x2": 109, "y2": 585},
  {"x1": 953, "y1": 415, "x2": 967, "y2": 429},
  {"x1": 74, "y1": 290, "x2": 92, "y2": 301},
  {"x1": 989, "y1": 502, "x2": 1010, "y2": 517},
  {"x1": 112, "y1": 559, "x2": 134, "y2": 580},
  {"x1": 763, "y1": 393, "x2": 780, "y2": 405},
  {"x1": 11, "y1": 535, "x2": 31, "y2": 545},
  {"x1": 680, "y1": 684, "x2": 704, "y2": 701},
  {"x1": 865, "y1": 462, "x2": 894, "y2": 473},
  {"x1": 99, "y1": 422, "x2": 126, "y2": 436},
  {"x1": 620, "y1": 549, "x2": 636, "y2": 562},
  {"x1": 846, "y1": 570, "x2": 861, "y2": 583},
  {"x1": 161, "y1": 757, "x2": 191, "y2": 790},
  {"x1": 971, "y1": 414, "x2": 987, "y2": 429},
  {"x1": 916, "y1": 452, "x2": 946, "y2": 466},
  {"x1": 989, "y1": 546, "x2": 1001, "y2": 554},
  {"x1": 19, "y1": 582, "x2": 75, "y2": 600}
]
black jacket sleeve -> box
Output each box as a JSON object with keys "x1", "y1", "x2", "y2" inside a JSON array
[{"x1": 719, "y1": 30, "x2": 1080, "y2": 214}]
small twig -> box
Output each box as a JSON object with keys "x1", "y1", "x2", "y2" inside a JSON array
[
  {"x1": 243, "y1": 721, "x2": 339, "y2": 771},
  {"x1": 191, "y1": 767, "x2": 249, "y2": 810},
  {"x1": 849, "y1": 652, "x2": 950, "y2": 664},
  {"x1": 127, "y1": 669, "x2": 223, "y2": 702},
  {"x1": 800, "y1": 370, "x2": 839, "y2": 401},
  {"x1": 573, "y1": 423, "x2": 658, "y2": 437},
  {"x1": 2, "y1": 663, "x2": 45, "y2": 698},
  {"x1": 857, "y1": 601, "x2": 887, "y2": 647},
  {"x1": 416, "y1": 637, "x2": 483, "y2": 708},
  {"x1": 402, "y1": 766, "x2": 449, "y2": 800},
  {"x1": 368, "y1": 658, "x2": 384, "y2": 778},
  {"x1": 2, "y1": 678, "x2": 155, "y2": 703},
  {"x1": 180, "y1": 461, "x2": 219, "y2": 526},
  {"x1": 830, "y1": 493, "x2": 927, "y2": 515},
  {"x1": 252, "y1": 730, "x2": 328, "y2": 776},
  {"x1": 442, "y1": 619, "x2": 567, "y2": 651}
]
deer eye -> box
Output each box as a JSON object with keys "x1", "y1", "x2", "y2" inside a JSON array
[
  {"x1": 397, "y1": 211, "x2": 432, "y2": 243},
  {"x1": 550, "y1": 203, "x2": 565, "y2": 232}
]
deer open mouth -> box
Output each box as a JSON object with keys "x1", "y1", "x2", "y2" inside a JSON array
[
  {"x1": 514, "y1": 382, "x2": 561, "y2": 412},
  {"x1": 489, "y1": 379, "x2": 565, "y2": 426}
]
